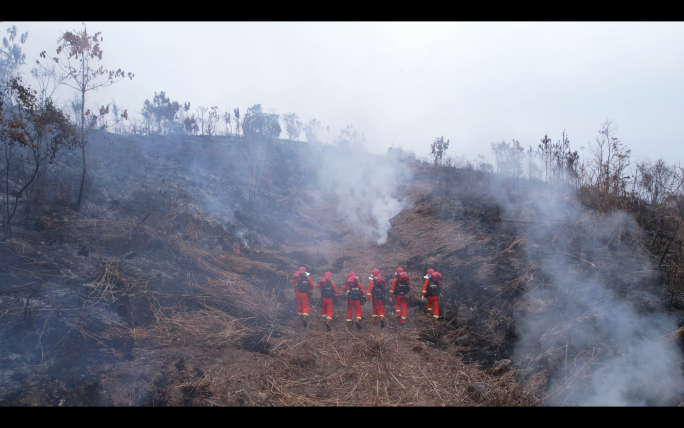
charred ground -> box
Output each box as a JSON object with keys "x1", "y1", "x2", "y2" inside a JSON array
[{"x1": 0, "y1": 132, "x2": 682, "y2": 406}]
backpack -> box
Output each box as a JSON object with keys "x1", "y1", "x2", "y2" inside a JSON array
[
  {"x1": 348, "y1": 280, "x2": 363, "y2": 300},
  {"x1": 295, "y1": 274, "x2": 310, "y2": 293},
  {"x1": 395, "y1": 273, "x2": 410, "y2": 295},
  {"x1": 320, "y1": 278, "x2": 335, "y2": 298},
  {"x1": 427, "y1": 272, "x2": 442, "y2": 297},
  {"x1": 371, "y1": 277, "x2": 386, "y2": 300}
]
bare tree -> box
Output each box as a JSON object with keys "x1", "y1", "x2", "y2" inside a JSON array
[
  {"x1": 222, "y1": 110, "x2": 232, "y2": 137},
  {"x1": 196, "y1": 106, "x2": 208, "y2": 135},
  {"x1": 207, "y1": 106, "x2": 221, "y2": 136},
  {"x1": 491, "y1": 140, "x2": 524, "y2": 177},
  {"x1": 30, "y1": 63, "x2": 60, "y2": 107},
  {"x1": 335, "y1": 124, "x2": 366, "y2": 148},
  {"x1": 303, "y1": 118, "x2": 322, "y2": 144},
  {"x1": 241, "y1": 104, "x2": 281, "y2": 204},
  {"x1": 538, "y1": 134, "x2": 552, "y2": 182},
  {"x1": 36, "y1": 23, "x2": 133, "y2": 211},
  {"x1": 0, "y1": 78, "x2": 78, "y2": 238},
  {"x1": 281, "y1": 112, "x2": 302, "y2": 141},
  {"x1": 636, "y1": 159, "x2": 683, "y2": 205},
  {"x1": 526, "y1": 145, "x2": 541, "y2": 181},
  {"x1": 431, "y1": 136, "x2": 450, "y2": 167},
  {"x1": 109, "y1": 99, "x2": 130, "y2": 135},
  {"x1": 587, "y1": 119, "x2": 630, "y2": 197},
  {"x1": 233, "y1": 108, "x2": 241, "y2": 137}
]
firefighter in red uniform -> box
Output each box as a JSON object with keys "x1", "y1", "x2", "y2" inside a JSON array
[
  {"x1": 291, "y1": 267, "x2": 314, "y2": 327},
  {"x1": 422, "y1": 270, "x2": 443, "y2": 324},
  {"x1": 367, "y1": 269, "x2": 387, "y2": 328},
  {"x1": 317, "y1": 272, "x2": 338, "y2": 331},
  {"x1": 389, "y1": 268, "x2": 410, "y2": 325},
  {"x1": 420, "y1": 269, "x2": 434, "y2": 321},
  {"x1": 342, "y1": 272, "x2": 365, "y2": 329}
]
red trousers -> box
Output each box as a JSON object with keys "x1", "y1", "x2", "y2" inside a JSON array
[
  {"x1": 321, "y1": 297, "x2": 334, "y2": 320},
  {"x1": 371, "y1": 299, "x2": 385, "y2": 318},
  {"x1": 394, "y1": 294, "x2": 408, "y2": 322},
  {"x1": 296, "y1": 290, "x2": 310, "y2": 316},
  {"x1": 427, "y1": 296, "x2": 439, "y2": 318},
  {"x1": 347, "y1": 298, "x2": 362, "y2": 321}
]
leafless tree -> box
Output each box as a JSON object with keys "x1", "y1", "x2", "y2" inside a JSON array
[
  {"x1": 196, "y1": 106, "x2": 208, "y2": 135},
  {"x1": 303, "y1": 118, "x2": 322, "y2": 144},
  {"x1": 491, "y1": 140, "x2": 523, "y2": 177},
  {"x1": 36, "y1": 23, "x2": 133, "y2": 211},
  {"x1": 281, "y1": 112, "x2": 302, "y2": 141},
  {"x1": 233, "y1": 108, "x2": 241, "y2": 137},
  {"x1": 0, "y1": 78, "x2": 78, "y2": 238},
  {"x1": 538, "y1": 134, "x2": 552, "y2": 182},
  {"x1": 222, "y1": 110, "x2": 232, "y2": 137}
]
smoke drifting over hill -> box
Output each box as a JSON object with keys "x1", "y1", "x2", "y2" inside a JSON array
[
  {"x1": 4, "y1": 20, "x2": 684, "y2": 405},
  {"x1": 491, "y1": 177, "x2": 684, "y2": 405},
  {"x1": 317, "y1": 145, "x2": 410, "y2": 245}
]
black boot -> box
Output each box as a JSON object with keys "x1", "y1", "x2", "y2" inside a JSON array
[
  {"x1": 302, "y1": 316, "x2": 308, "y2": 328},
  {"x1": 326, "y1": 322, "x2": 331, "y2": 331},
  {"x1": 356, "y1": 320, "x2": 362, "y2": 330},
  {"x1": 380, "y1": 319, "x2": 385, "y2": 328}
]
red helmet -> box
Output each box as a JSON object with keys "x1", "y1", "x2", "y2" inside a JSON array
[
  {"x1": 299, "y1": 267, "x2": 306, "y2": 272},
  {"x1": 347, "y1": 272, "x2": 356, "y2": 282},
  {"x1": 427, "y1": 269, "x2": 434, "y2": 275},
  {"x1": 432, "y1": 272, "x2": 443, "y2": 284},
  {"x1": 395, "y1": 267, "x2": 404, "y2": 277},
  {"x1": 324, "y1": 272, "x2": 332, "y2": 277},
  {"x1": 372, "y1": 269, "x2": 380, "y2": 276}
]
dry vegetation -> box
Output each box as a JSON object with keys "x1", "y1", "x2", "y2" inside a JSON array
[{"x1": 2, "y1": 126, "x2": 684, "y2": 406}]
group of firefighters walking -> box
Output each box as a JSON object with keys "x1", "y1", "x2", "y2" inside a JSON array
[{"x1": 291, "y1": 267, "x2": 444, "y2": 331}]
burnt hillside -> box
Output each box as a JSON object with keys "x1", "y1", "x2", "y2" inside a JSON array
[{"x1": 0, "y1": 132, "x2": 682, "y2": 406}]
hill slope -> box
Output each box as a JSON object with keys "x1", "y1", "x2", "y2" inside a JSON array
[{"x1": 0, "y1": 133, "x2": 681, "y2": 406}]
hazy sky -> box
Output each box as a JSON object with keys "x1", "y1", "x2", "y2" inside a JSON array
[{"x1": 5, "y1": 22, "x2": 684, "y2": 163}]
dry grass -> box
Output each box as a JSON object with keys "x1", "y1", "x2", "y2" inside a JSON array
[
  {"x1": 73, "y1": 176, "x2": 553, "y2": 407},
  {"x1": 90, "y1": 259, "x2": 128, "y2": 298},
  {"x1": 196, "y1": 322, "x2": 545, "y2": 406}
]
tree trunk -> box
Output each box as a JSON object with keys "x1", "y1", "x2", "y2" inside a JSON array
[
  {"x1": 76, "y1": 144, "x2": 87, "y2": 211},
  {"x1": 76, "y1": 82, "x2": 86, "y2": 212}
]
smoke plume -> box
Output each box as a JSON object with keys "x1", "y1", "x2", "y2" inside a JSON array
[
  {"x1": 491, "y1": 177, "x2": 684, "y2": 405},
  {"x1": 317, "y1": 144, "x2": 409, "y2": 245}
]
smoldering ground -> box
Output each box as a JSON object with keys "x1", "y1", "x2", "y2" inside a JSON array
[
  {"x1": 490, "y1": 176, "x2": 684, "y2": 405},
  {"x1": 3, "y1": 124, "x2": 684, "y2": 406}
]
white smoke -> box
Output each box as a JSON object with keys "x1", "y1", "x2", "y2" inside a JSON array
[
  {"x1": 318, "y1": 144, "x2": 409, "y2": 245},
  {"x1": 491, "y1": 177, "x2": 684, "y2": 405}
]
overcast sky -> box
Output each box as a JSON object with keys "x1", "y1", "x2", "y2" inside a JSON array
[{"x1": 5, "y1": 22, "x2": 684, "y2": 163}]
